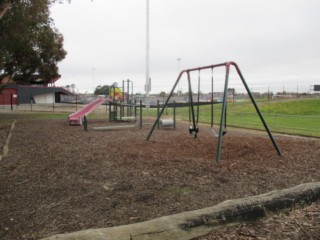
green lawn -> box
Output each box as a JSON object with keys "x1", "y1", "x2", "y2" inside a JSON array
[
  {"x1": 150, "y1": 98, "x2": 320, "y2": 137},
  {"x1": 230, "y1": 98, "x2": 320, "y2": 115},
  {"x1": 1, "y1": 98, "x2": 319, "y2": 137}
]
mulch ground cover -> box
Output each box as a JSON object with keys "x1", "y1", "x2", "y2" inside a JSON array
[{"x1": 0, "y1": 117, "x2": 320, "y2": 239}]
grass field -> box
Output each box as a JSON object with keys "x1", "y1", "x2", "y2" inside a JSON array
[
  {"x1": 149, "y1": 98, "x2": 320, "y2": 137},
  {"x1": 1, "y1": 98, "x2": 319, "y2": 137}
]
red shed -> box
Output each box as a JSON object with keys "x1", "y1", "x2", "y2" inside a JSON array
[{"x1": 0, "y1": 85, "x2": 18, "y2": 105}]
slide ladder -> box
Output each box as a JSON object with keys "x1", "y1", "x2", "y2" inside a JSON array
[{"x1": 68, "y1": 98, "x2": 106, "y2": 125}]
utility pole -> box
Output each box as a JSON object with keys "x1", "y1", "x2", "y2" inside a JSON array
[
  {"x1": 92, "y1": 68, "x2": 95, "y2": 94},
  {"x1": 177, "y1": 58, "x2": 182, "y2": 96},
  {"x1": 145, "y1": 0, "x2": 150, "y2": 108}
]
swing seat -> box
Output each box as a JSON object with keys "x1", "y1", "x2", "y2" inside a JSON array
[
  {"x1": 211, "y1": 128, "x2": 227, "y2": 137},
  {"x1": 211, "y1": 128, "x2": 219, "y2": 137},
  {"x1": 189, "y1": 126, "x2": 199, "y2": 135}
]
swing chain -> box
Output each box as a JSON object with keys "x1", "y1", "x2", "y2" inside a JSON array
[{"x1": 188, "y1": 70, "x2": 201, "y2": 137}]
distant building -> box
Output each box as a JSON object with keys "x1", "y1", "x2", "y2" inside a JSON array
[
  {"x1": 0, "y1": 75, "x2": 73, "y2": 105},
  {"x1": 272, "y1": 94, "x2": 292, "y2": 100}
]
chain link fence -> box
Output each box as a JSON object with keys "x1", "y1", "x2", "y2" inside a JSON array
[{"x1": 0, "y1": 93, "x2": 107, "y2": 114}]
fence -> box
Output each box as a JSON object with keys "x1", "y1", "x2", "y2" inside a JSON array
[
  {"x1": 0, "y1": 101, "x2": 107, "y2": 115},
  {"x1": 0, "y1": 93, "x2": 108, "y2": 113}
]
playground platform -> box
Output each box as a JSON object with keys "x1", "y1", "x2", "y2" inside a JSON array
[{"x1": 68, "y1": 98, "x2": 106, "y2": 126}]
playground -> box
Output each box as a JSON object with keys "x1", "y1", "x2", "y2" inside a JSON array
[
  {"x1": 0, "y1": 62, "x2": 319, "y2": 239},
  {"x1": 0, "y1": 114, "x2": 320, "y2": 239}
]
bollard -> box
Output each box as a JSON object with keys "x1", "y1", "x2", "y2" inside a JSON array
[{"x1": 83, "y1": 115, "x2": 88, "y2": 131}]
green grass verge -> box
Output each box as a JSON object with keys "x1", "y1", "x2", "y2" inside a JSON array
[
  {"x1": 1, "y1": 98, "x2": 319, "y2": 137},
  {"x1": 146, "y1": 98, "x2": 320, "y2": 137}
]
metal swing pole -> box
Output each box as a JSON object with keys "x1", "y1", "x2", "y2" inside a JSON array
[
  {"x1": 216, "y1": 64, "x2": 231, "y2": 162},
  {"x1": 231, "y1": 62, "x2": 282, "y2": 156},
  {"x1": 187, "y1": 71, "x2": 198, "y2": 137},
  {"x1": 211, "y1": 68, "x2": 214, "y2": 128},
  {"x1": 146, "y1": 71, "x2": 184, "y2": 140},
  {"x1": 196, "y1": 71, "x2": 201, "y2": 125}
]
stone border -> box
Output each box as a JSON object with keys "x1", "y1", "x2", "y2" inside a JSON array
[
  {"x1": 0, "y1": 120, "x2": 16, "y2": 161},
  {"x1": 42, "y1": 182, "x2": 320, "y2": 240}
]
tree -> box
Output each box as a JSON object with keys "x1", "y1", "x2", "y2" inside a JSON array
[
  {"x1": 94, "y1": 85, "x2": 109, "y2": 96},
  {"x1": 0, "y1": 1, "x2": 87, "y2": 20},
  {"x1": 0, "y1": 0, "x2": 67, "y2": 84},
  {"x1": 0, "y1": 1, "x2": 11, "y2": 19},
  {"x1": 158, "y1": 91, "x2": 167, "y2": 103},
  {"x1": 70, "y1": 83, "x2": 76, "y2": 93}
]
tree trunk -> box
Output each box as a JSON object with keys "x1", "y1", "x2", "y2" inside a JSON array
[
  {"x1": 42, "y1": 182, "x2": 320, "y2": 240},
  {"x1": 0, "y1": 2, "x2": 10, "y2": 19}
]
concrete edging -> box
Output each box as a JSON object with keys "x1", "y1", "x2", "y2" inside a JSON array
[{"x1": 41, "y1": 182, "x2": 320, "y2": 240}]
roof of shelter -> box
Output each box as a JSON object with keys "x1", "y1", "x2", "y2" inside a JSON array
[
  {"x1": 0, "y1": 74, "x2": 61, "y2": 85},
  {"x1": 17, "y1": 85, "x2": 74, "y2": 97}
]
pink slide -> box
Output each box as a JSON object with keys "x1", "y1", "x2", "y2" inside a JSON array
[{"x1": 68, "y1": 98, "x2": 106, "y2": 125}]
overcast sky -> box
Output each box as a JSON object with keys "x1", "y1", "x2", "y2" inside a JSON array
[{"x1": 51, "y1": 0, "x2": 320, "y2": 94}]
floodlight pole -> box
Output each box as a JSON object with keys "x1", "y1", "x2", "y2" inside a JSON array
[
  {"x1": 92, "y1": 68, "x2": 95, "y2": 94},
  {"x1": 177, "y1": 58, "x2": 182, "y2": 95},
  {"x1": 145, "y1": 0, "x2": 150, "y2": 108}
]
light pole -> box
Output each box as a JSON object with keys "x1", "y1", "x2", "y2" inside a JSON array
[
  {"x1": 145, "y1": 0, "x2": 150, "y2": 108},
  {"x1": 92, "y1": 68, "x2": 95, "y2": 94},
  {"x1": 177, "y1": 58, "x2": 182, "y2": 96},
  {"x1": 177, "y1": 58, "x2": 182, "y2": 72}
]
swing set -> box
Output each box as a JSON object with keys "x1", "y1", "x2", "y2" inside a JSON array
[{"x1": 147, "y1": 61, "x2": 282, "y2": 162}]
